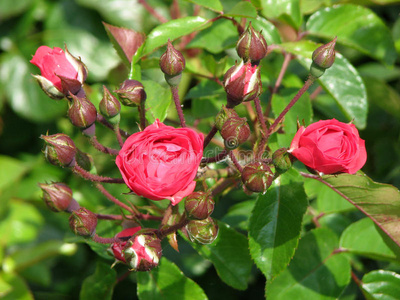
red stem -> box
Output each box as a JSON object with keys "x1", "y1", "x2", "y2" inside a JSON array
[
  {"x1": 89, "y1": 136, "x2": 120, "y2": 155},
  {"x1": 203, "y1": 125, "x2": 218, "y2": 149},
  {"x1": 94, "y1": 182, "x2": 135, "y2": 214},
  {"x1": 72, "y1": 165, "x2": 125, "y2": 184},
  {"x1": 138, "y1": 0, "x2": 168, "y2": 23},
  {"x1": 229, "y1": 151, "x2": 243, "y2": 172},
  {"x1": 171, "y1": 86, "x2": 186, "y2": 127},
  {"x1": 202, "y1": 150, "x2": 228, "y2": 163}
]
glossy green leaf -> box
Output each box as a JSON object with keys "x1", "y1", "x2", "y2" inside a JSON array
[
  {"x1": 251, "y1": 18, "x2": 282, "y2": 45},
  {"x1": 362, "y1": 270, "x2": 400, "y2": 300},
  {"x1": 186, "y1": 221, "x2": 252, "y2": 290},
  {"x1": 249, "y1": 169, "x2": 308, "y2": 281},
  {"x1": 222, "y1": 199, "x2": 256, "y2": 231},
  {"x1": 280, "y1": 40, "x2": 368, "y2": 129},
  {"x1": 143, "y1": 80, "x2": 172, "y2": 124},
  {"x1": 185, "y1": 0, "x2": 223, "y2": 13},
  {"x1": 80, "y1": 261, "x2": 116, "y2": 300},
  {"x1": 143, "y1": 16, "x2": 209, "y2": 55},
  {"x1": 300, "y1": 0, "x2": 330, "y2": 15},
  {"x1": 260, "y1": 0, "x2": 302, "y2": 29},
  {"x1": 224, "y1": 1, "x2": 257, "y2": 18},
  {"x1": 306, "y1": 4, "x2": 397, "y2": 65},
  {"x1": 0, "y1": 272, "x2": 33, "y2": 300},
  {"x1": 0, "y1": 156, "x2": 28, "y2": 192},
  {"x1": 266, "y1": 227, "x2": 351, "y2": 299},
  {"x1": 137, "y1": 257, "x2": 208, "y2": 300}
]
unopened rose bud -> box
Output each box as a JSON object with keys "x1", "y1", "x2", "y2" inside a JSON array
[
  {"x1": 159, "y1": 40, "x2": 185, "y2": 86},
  {"x1": 39, "y1": 182, "x2": 73, "y2": 212},
  {"x1": 123, "y1": 231, "x2": 162, "y2": 271},
  {"x1": 220, "y1": 116, "x2": 250, "y2": 149},
  {"x1": 185, "y1": 192, "x2": 215, "y2": 220},
  {"x1": 115, "y1": 79, "x2": 146, "y2": 107},
  {"x1": 223, "y1": 60, "x2": 261, "y2": 107},
  {"x1": 215, "y1": 105, "x2": 239, "y2": 131},
  {"x1": 108, "y1": 227, "x2": 142, "y2": 264},
  {"x1": 310, "y1": 37, "x2": 337, "y2": 78},
  {"x1": 186, "y1": 217, "x2": 218, "y2": 245},
  {"x1": 272, "y1": 148, "x2": 294, "y2": 174},
  {"x1": 68, "y1": 93, "x2": 97, "y2": 129},
  {"x1": 41, "y1": 133, "x2": 76, "y2": 167},
  {"x1": 69, "y1": 208, "x2": 97, "y2": 237},
  {"x1": 236, "y1": 22, "x2": 268, "y2": 63},
  {"x1": 241, "y1": 161, "x2": 274, "y2": 193},
  {"x1": 99, "y1": 86, "x2": 121, "y2": 123}
]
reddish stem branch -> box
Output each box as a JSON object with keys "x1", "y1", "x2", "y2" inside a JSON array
[
  {"x1": 156, "y1": 216, "x2": 189, "y2": 239},
  {"x1": 72, "y1": 165, "x2": 125, "y2": 184},
  {"x1": 139, "y1": 100, "x2": 147, "y2": 130},
  {"x1": 229, "y1": 151, "x2": 243, "y2": 172},
  {"x1": 97, "y1": 114, "x2": 129, "y2": 138},
  {"x1": 114, "y1": 124, "x2": 124, "y2": 147},
  {"x1": 138, "y1": 0, "x2": 168, "y2": 23},
  {"x1": 171, "y1": 86, "x2": 186, "y2": 128},
  {"x1": 92, "y1": 234, "x2": 118, "y2": 244},
  {"x1": 254, "y1": 97, "x2": 268, "y2": 137},
  {"x1": 89, "y1": 136, "x2": 120, "y2": 155},
  {"x1": 201, "y1": 150, "x2": 228, "y2": 163},
  {"x1": 94, "y1": 182, "x2": 135, "y2": 213},
  {"x1": 203, "y1": 125, "x2": 218, "y2": 149}
]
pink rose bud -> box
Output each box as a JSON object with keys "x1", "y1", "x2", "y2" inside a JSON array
[
  {"x1": 220, "y1": 116, "x2": 250, "y2": 150},
  {"x1": 186, "y1": 217, "x2": 218, "y2": 245},
  {"x1": 185, "y1": 191, "x2": 215, "y2": 220},
  {"x1": 114, "y1": 80, "x2": 146, "y2": 107},
  {"x1": 310, "y1": 37, "x2": 337, "y2": 78},
  {"x1": 236, "y1": 22, "x2": 268, "y2": 63},
  {"x1": 99, "y1": 86, "x2": 121, "y2": 122},
  {"x1": 289, "y1": 119, "x2": 367, "y2": 174},
  {"x1": 223, "y1": 60, "x2": 261, "y2": 107},
  {"x1": 122, "y1": 232, "x2": 162, "y2": 271},
  {"x1": 108, "y1": 227, "x2": 142, "y2": 264},
  {"x1": 39, "y1": 182, "x2": 74, "y2": 212},
  {"x1": 215, "y1": 105, "x2": 239, "y2": 131},
  {"x1": 69, "y1": 208, "x2": 97, "y2": 237},
  {"x1": 159, "y1": 40, "x2": 185, "y2": 86},
  {"x1": 272, "y1": 148, "x2": 295, "y2": 174},
  {"x1": 241, "y1": 161, "x2": 274, "y2": 193},
  {"x1": 116, "y1": 119, "x2": 204, "y2": 205},
  {"x1": 30, "y1": 45, "x2": 87, "y2": 99},
  {"x1": 68, "y1": 93, "x2": 97, "y2": 129},
  {"x1": 41, "y1": 133, "x2": 76, "y2": 167}
]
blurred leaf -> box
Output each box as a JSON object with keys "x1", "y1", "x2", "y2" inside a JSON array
[
  {"x1": 300, "y1": 0, "x2": 330, "y2": 15},
  {"x1": 185, "y1": 0, "x2": 223, "y2": 12},
  {"x1": 393, "y1": 17, "x2": 400, "y2": 55},
  {"x1": 186, "y1": 221, "x2": 252, "y2": 290},
  {"x1": 251, "y1": 18, "x2": 282, "y2": 45},
  {"x1": 20, "y1": 263, "x2": 51, "y2": 287},
  {"x1": 280, "y1": 40, "x2": 368, "y2": 129},
  {"x1": 266, "y1": 227, "x2": 351, "y2": 299},
  {"x1": 361, "y1": 270, "x2": 400, "y2": 300},
  {"x1": 0, "y1": 156, "x2": 28, "y2": 192},
  {"x1": 204, "y1": 55, "x2": 227, "y2": 77},
  {"x1": 306, "y1": 4, "x2": 397, "y2": 65},
  {"x1": 260, "y1": 0, "x2": 302, "y2": 29},
  {"x1": 249, "y1": 169, "x2": 308, "y2": 281},
  {"x1": 222, "y1": 199, "x2": 256, "y2": 231},
  {"x1": 340, "y1": 218, "x2": 399, "y2": 262},
  {"x1": 143, "y1": 80, "x2": 172, "y2": 123},
  {"x1": 186, "y1": 80, "x2": 224, "y2": 100},
  {"x1": 0, "y1": 0, "x2": 32, "y2": 20},
  {"x1": 358, "y1": 63, "x2": 400, "y2": 82},
  {"x1": 0, "y1": 272, "x2": 33, "y2": 300},
  {"x1": 80, "y1": 261, "x2": 116, "y2": 300},
  {"x1": 137, "y1": 257, "x2": 208, "y2": 300},
  {"x1": 143, "y1": 17, "x2": 209, "y2": 55},
  {"x1": 223, "y1": 1, "x2": 257, "y2": 18}
]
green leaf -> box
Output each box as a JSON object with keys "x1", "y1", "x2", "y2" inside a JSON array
[
  {"x1": 143, "y1": 16, "x2": 210, "y2": 55},
  {"x1": 251, "y1": 18, "x2": 282, "y2": 45},
  {"x1": 280, "y1": 40, "x2": 368, "y2": 129},
  {"x1": 260, "y1": 0, "x2": 302, "y2": 29},
  {"x1": 223, "y1": 1, "x2": 257, "y2": 18},
  {"x1": 306, "y1": 4, "x2": 397, "y2": 65},
  {"x1": 185, "y1": 0, "x2": 223, "y2": 13},
  {"x1": 0, "y1": 0, "x2": 32, "y2": 20},
  {"x1": 143, "y1": 80, "x2": 172, "y2": 124},
  {"x1": 300, "y1": 0, "x2": 330, "y2": 15},
  {"x1": 266, "y1": 227, "x2": 351, "y2": 299},
  {"x1": 0, "y1": 156, "x2": 28, "y2": 192},
  {"x1": 0, "y1": 272, "x2": 33, "y2": 300},
  {"x1": 137, "y1": 257, "x2": 208, "y2": 300},
  {"x1": 248, "y1": 169, "x2": 308, "y2": 281},
  {"x1": 80, "y1": 261, "x2": 116, "y2": 300},
  {"x1": 362, "y1": 270, "x2": 400, "y2": 300},
  {"x1": 186, "y1": 221, "x2": 252, "y2": 290},
  {"x1": 222, "y1": 199, "x2": 256, "y2": 231},
  {"x1": 358, "y1": 63, "x2": 400, "y2": 82},
  {"x1": 393, "y1": 17, "x2": 400, "y2": 55}
]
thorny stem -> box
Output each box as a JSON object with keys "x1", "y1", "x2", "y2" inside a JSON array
[
  {"x1": 97, "y1": 114, "x2": 129, "y2": 138},
  {"x1": 229, "y1": 151, "x2": 243, "y2": 172},
  {"x1": 157, "y1": 216, "x2": 190, "y2": 239},
  {"x1": 171, "y1": 86, "x2": 186, "y2": 127},
  {"x1": 211, "y1": 178, "x2": 238, "y2": 196},
  {"x1": 138, "y1": 0, "x2": 168, "y2": 23},
  {"x1": 171, "y1": 0, "x2": 180, "y2": 19},
  {"x1": 139, "y1": 99, "x2": 147, "y2": 130},
  {"x1": 94, "y1": 182, "x2": 135, "y2": 214},
  {"x1": 95, "y1": 213, "x2": 162, "y2": 221},
  {"x1": 89, "y1": 136, "x2": 120, "y2": 155},
  {"x1": 196, "y1": 167, "x2": 233, "y2": 179},
  {"x1": 72, "y1": 165, "x2": 125, "y2": 184},
  {"x1": 254, "y1": 97, "x2": 268, "y2": 137},
  {"x1": 114, "y1": 124, "x2": 124, "y2": 147},
  {"x1": 92, "y1": 234, "x2": 119, "y2": 244},
  {"x1": 201, "y1": 150, "x2": 228, "y2": 163},
  {"x1": 203, "y1": 125, "x2": 218, "y2": 149}
]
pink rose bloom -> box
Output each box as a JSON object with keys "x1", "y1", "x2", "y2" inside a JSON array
[
  {"x1": 109, "y1": 227, "x2": 142, "y2": 263},
  {"x1": 116, "y1": 120, "x2": 204, "y2": 205},
  {"x1": 289, "y1": 119, "x2": 367, "y2": 174}
]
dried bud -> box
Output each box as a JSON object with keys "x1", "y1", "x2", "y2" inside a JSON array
[
  {"x1": 310, "y1": 37, "x2": 337, "y2": 78},
  {"x1": 39, "y1": 182, "x2": 73, "y2": 212},
  {"x1": 220, "y1": 116, "x2": 250, "y2": 149},
  {"x1": 185, "y1": 192, "x2": 215, "y2": 220},
  {"x1": 123, "y1": 231, "x2": 162, "y2": 271},
  {"x1": 215, "y1": 105, "x2": 239, "y2": 131},
  {"x1": 236, "y1": 22, "x2": 268, "y2": 63},
  {"x1": 241, "y1": 161, "x2": 274, "y2": 193},
  {"x1": 99, "y1": 86, "x2": 121, "y2": 120},
  {"x1": 223, "y1": 60, "x2": 261, "y2": 107},
  {"x1": 186, "y1": 217, "x2": 218, "y2": 245},
  {"x1": 159, "y1": 40, "x2": 185, "y2": 86},
  {"x1": 41, "y1": 133, "x2": 76, "y2": 167},
  {"x1": 69, "y1": 208, "x2": 97, "y2": 237},
  {"x1": 115, "y1": 79, "x2": 146, "y2": 107},
  {"x1": 68, "y1": 93, "x2": 97, "y2": 129},
  {"x1": 272, "y1": 148, "x2": 294, "y2": 174},
  {"x1": 108, "y1": 227, "x2": 142, "y2": 264}
]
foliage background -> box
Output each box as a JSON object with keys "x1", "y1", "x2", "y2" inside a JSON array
[{"x1": 0, "y1": 0, "x2": 400, "y2": 299}]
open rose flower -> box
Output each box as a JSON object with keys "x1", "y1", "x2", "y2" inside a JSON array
[
  {"x1": 116, "y1": 120, "x2": 204, "y2": 205},
  {"x1": 289, "y1": 119, "x2": 367, "y2": 174},
  {"x1": 30, "y1": 46, "x2": 87, "y2": 99}
]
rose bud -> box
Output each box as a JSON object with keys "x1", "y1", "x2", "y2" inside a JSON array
[
  {"x1": 186, "y1": 217, "x2": 218, "y2": 245},
  {"x1": 223, "y1": 60, "x2": 261, "y2": 107},
  {"x1": 220, "y1": 116, "x2": 250, "y2": 150},
  {"x1": 41, "y1": 133, "x2": 76, "y2": 167},
  {"x1": 215, "y1": 105, "x2": 239, "y2": 131},
  {"x1": 159, "y1": 39, "x2": 185, "y2": 86},
  {"x1": 108, "y1": 227, "x2": 142, "y2": 265},
  {"x1": 68, "y1": 93, "x2": 97, "y2": 129},
  {"x1": 185, "y1": 191, "x2": 215, "y2": 220},
  {"x1": 272, "y1": 148, "x2": 295, "y2": 174},
  {"x1": 123, "y1": 232, "x2": 162, "y2": 271},
  {"x1": 30, "y1": 45, "x2": 87, "y2": 99},
  {"x1": 69, "y1": 208, "x2": 97, "y2": 237},
  {"x1": 289, "y1": 119, "x2": 367, "y2": 174},
  {"x1": 241, "y1": 161, "x2": 274, "y2": 193},
  {"x1": 310, "y1": 37, "x2": 337, "y2": 78},
  {"x1": 99, "y1": 86, "x2": 121, "y2": 121},
  {"x1": 236, "y1": 22, "x2": 268, "y2": 64},
  {"x1": 115, "y1": 79, "x2": 147, "y2": 107},
  {"x1": 39, "y1": 182, "x2": 73, "y2": 212}
]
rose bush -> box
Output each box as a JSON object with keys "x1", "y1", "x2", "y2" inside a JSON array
[
  {"x1": 116, "y1": 119, "x2": 204, "y2": 205},
  {"x1": 289, "y1": 119, "x2": 367, "y2": 174}
]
